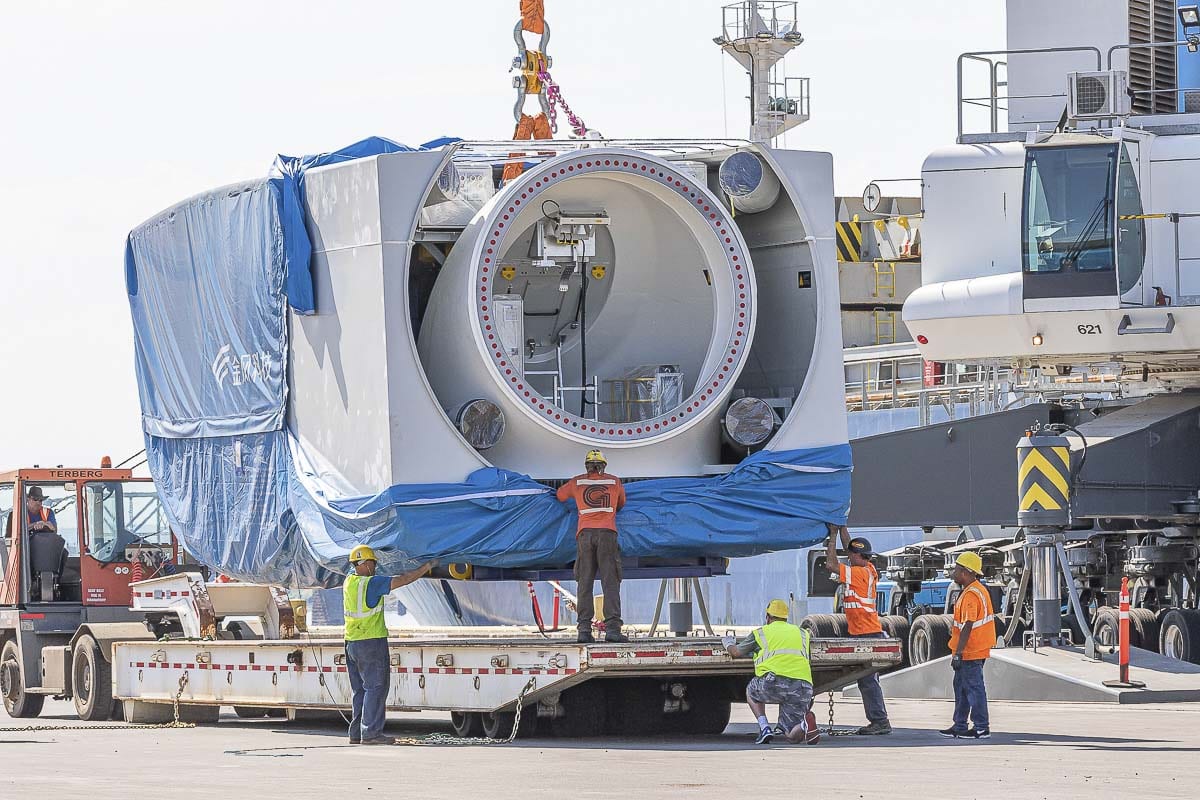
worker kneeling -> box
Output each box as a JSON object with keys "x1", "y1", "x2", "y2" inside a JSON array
[{"x1": 725, "y1": 599, "x2": 819, "y2": 745}]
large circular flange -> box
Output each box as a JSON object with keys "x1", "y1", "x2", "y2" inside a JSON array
[{"x1": 471, "y1": 150, "x2": 756, "y2": 444}]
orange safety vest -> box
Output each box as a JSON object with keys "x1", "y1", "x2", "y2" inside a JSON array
[
  {"x1": 838, "y1": 562, "x2": 883, "y2": 635},
  {"x1": 948, "y1": 580, "x2": 996, "y2": 661},
  {"x1": 556, "y1": 472, "x2": 626, "y2": 535}
]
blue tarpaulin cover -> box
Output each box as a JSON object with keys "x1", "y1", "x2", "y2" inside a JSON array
[{"x1": 125, "y1": 138, "x2": 851, "y2": 589}]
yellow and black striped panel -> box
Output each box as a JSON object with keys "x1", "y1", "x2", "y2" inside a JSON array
[
  {"x1": 1017, "y1": 443, "x2": 1070, "y2": 513},
  {"x1": 836, "y1": 220, "x2": 863, "y2": 262}
]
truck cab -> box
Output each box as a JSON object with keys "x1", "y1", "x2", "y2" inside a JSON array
[{"x1": 0, "y1": 466, "x2": 183, "y2": 720}]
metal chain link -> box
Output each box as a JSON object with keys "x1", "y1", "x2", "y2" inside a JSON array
[
  {"x1": 390, "y1": 677, "x2": 537, "y2": 746},
  {"x1": 0, "y1": 671, "x2": 196, "y2": 733},
  {"x1": 824, "y1": 690, "x2": 856, "y2": 737},
  {"x1": 537, "y1": 69, "x2": 588, "y2": 137}
]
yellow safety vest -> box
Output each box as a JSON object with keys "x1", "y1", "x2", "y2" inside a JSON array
[
  {"x1": 344, "y1": 574, "x2": 388, "y2": 641},
  {"x1": 752, "y1": 621, "x2": 813, "y2": 683}
]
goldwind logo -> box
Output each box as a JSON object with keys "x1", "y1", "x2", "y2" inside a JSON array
[{"x1": 211, "y1": 344, "x2": 273, "y2": 388}]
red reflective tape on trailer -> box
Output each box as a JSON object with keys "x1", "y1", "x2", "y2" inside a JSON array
[
  {"x1": 396, "y1": 667, "x2": 409, "y2": 673},
  {"x1": 871, "y1": 646, "x2": 902, "y2": 654},
  {"x1": 428, "y1": 668, "x2": 441, "y2": 674},
  {"x1": 308, "y1": 666, "x2": 318, "y2": 672},
  {"x1": 135, "y1": 662, "x2": 145, "y2": 668},
  {"x1": 477, "y1": 668, "x2": 490, "y2": 675},
  {"x1": 528, "y1": 669, "x2": 541, "y2": 675},
  {"x1": 172, "y1": 663, "x2": 183, "y2": 669},
  {"x1": 238, "y1": 665, "x2": 248, "y2": 671},
  {"x1": 634, "y1": 651, "x2": 668, "y2": 658},
  {"x1": 265, "y1": 665, "x2": 275, "y2": 672},
  {"x1": 336, "y1": 667, "x2": 347, "y2": 673},
  {"x1": 589, "y1": 651, "x2": 618, "y2": 659},
  {"x1": 681, "y1": 650, "x2": 718, "y2": 657},
  {"x1": 823, "y1": 647, "x2": 855, "y2": 654},
  {"x1": 565, "y1": 668, "x2": 577, "y2": 674},
  {"x1": 512, "y1": 669, "x2": 524, "y2": 675},
  {"x1": 19, "y1": 613, "x2": 45, "y2": 620}
]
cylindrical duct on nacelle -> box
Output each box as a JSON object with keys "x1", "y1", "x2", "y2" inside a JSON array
[{"x1": 719, "y1": 151, "x2": 781, "y2": 214}]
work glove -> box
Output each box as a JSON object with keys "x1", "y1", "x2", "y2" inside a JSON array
[
  {"x1": 950, "y1": 654, "x2": 963, "y2": 671},
  {"x1": 721, "y1": 636, "x2": 736, "y2": 649}
]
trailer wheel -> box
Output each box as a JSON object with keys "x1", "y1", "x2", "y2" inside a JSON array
[
  {"x1": 669, "y1": 688, "x2": 732, "y2": 736},
  {"x1": 1129, "y1": 609, "x2": 1161, "y2": 653},
  {"x1": 879, "y1": 616, "x2": 911, "y2": 668},
  {"x1": 450, "y1": 711, "x2": 483, "y2": 738},
  {"x1": 234, "y1": 706, "x2": 269, "y2": 719},
  {"x1": 72, "y1": 635, "x2": 114, "y2": 722},
  {"x1": 801, "y1": 613, "x2": 847, "y2": 638},
  {"x1": 481, "y1": 705, "x2": 538, "y2": 739},
  {"x1": 1159, "y1": 609, "x2": 1200, "y2": 664},
  {"x1": 549, "y1": 681, "x2": 607, "y2": 737},
  {"x1": 1, "y1": 640, "x2": 43, "y2": 718},
  {"x1": 908, "y1": 614, "x2": 953, "y2": 665}
]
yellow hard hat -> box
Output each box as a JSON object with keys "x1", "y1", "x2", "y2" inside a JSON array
[
  {"x1": 585, "y1": 449, "x2": 606, "y2": 465},
  {"x1": 765, "y1": 599, "x2": 790, "y2": 618},
  {"x1": 349, "y1": 545, "x2": 378, "y2": 564},
  {"x1": 955, "y1": 551, "x2": 984, "y2": 575}
]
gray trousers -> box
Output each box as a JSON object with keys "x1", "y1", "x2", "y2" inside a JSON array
[{"x1": 574, "y1": 528, "x2": 623, "y2": 634}]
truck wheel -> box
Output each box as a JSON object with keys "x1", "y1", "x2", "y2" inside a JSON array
[
  {"x1": 549, "y1": 681, "x2": 607, "y2": 737},
  {"x1": 1129, "y1": 609, "x2": 1161, "y2": 653},
  {"x1": 1, "y1": 640, "x2": 44, "y2": 718},
  {"x1": 450, "y1": 711, "x2": 483, "y2": 737},
  {"x1": 800, "y1": 614, "x2": 838, "y2": 637},
  {"x1": 1159, "y1": 609, "x2": 1200, "y2": 664},
  {"x1": 880, "y1": 616, "x2": 912, "y2": 668},
  {"x1": 668, "y1": 688, "x2": 732, "y2": 736},
  {"x1": 72, "y1": 635, "x2": 114, "y2": 722},
  {"x1": 908, "y1": 614, "x2": 953, "y2": 665},
  {"x1": 1091, "y1": 607, "x2": 1120, "y2": 648},
  {"x1": 234, "y1": 706, "x2": 269, "y2": 719},
  {"x1": 481, "y1": 705, "x2": 538, "y2": 739},
  {"x1": 604, "y1": 679, "x2": 663, "y2": 735}
]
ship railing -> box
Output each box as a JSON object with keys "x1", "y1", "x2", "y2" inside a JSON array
[
  {"x1": 956, "y1": 46, "x2": 1103, "y2": 140},
  {"x1": 719, "y1": 1, "x2": 799, "y2": 43}
]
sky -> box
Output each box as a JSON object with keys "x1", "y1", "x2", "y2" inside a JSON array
[{"x1": 0, "y1": 1, "x2": 1005, "y2": 470}]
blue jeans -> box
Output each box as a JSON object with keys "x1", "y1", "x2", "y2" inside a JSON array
[
  {"x1": 952, "y1": 659, "x2": 989, "y2": 731},
  {"x1": 346, "y1": 637, "x2": 390, "y2": 741},
  {"x1": 851, "y1": 632, "x2": 889, "y2": 723}
]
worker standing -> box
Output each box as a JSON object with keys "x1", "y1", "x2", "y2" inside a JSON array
[
  {"x1": 940, "y1": 552, "x2": 995, "y2": 740},
  {"x1": 557, "y1": 450, "x2": 628, "y2": 643},
  {"x1": 343, "y1": 546, "x2": 436, "y2": 745},
  {"x1": 725, "y1": 599, "x2": 819, "y2": 745},
  {"x1": 825, "y1": 524, "x2": 892, "y2": 735}
]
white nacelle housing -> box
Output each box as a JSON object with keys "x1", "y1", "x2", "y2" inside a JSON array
[{"x1": 288, "y1": 142, "x2": 846, "y2": 488}]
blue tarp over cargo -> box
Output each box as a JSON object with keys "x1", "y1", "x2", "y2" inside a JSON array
[{"x1": 125, "y1": 137, "x2": 851, "y2": 589}]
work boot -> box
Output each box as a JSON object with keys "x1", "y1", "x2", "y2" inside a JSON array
[
  {"x1": 577, "y1": 631, "x2": 595, "y2": 643},
  {"x1": 855, "y1": 720, "x2": 893, "y2": 736},
  {"x1": 359, "y1": 735, "x2": 398, "y2": 745},
  {"x1": 604, "y1": 631, "x2": 629, "y2": 643}
]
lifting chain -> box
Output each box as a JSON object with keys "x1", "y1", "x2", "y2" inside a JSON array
[
  {"x1": 824, "y1": 690, "x2": 857, "y2": 737},
  {"x1": 390, "y1": 677, "x2": 538, "y2": 746},
  {"x1": 0, "y1": 670, "x2": 196, "y2": 733}
]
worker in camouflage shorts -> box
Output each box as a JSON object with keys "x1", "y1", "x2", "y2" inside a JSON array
[{"x1": 725, "y1": 599, "x2": 819, "y2": 744}]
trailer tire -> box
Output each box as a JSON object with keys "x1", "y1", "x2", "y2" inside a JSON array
[
  {"x1": 450, "y1": 711, "x2": 483, "y2": 738},
  {"x1": 1159, "y1": 609, "x2": 1200, "y2": 664},
  {"x1": 1092, "y1": 607, "x2": 1121, "y2": 648},
  {"x1": 908, "y1": 614, "x2": 953, "y2": 665},
  {"x1": 234, "y1": 706, "x2": 269, "y2": 719},
  {"x1": 549, "y1": 681, "x2": 607, "y2": 737},
  {"x1": 481, "y1": 705, "x2": 538, "y2": 739},
  {"x1": 879, "y1": 616, "x2": 912, "y2": 668},
  {"x1": 72, "y1": 635, "x2": 114, "y2": 722},
  {"x1": 1, "y1": 640, "x2": 43, "y2": 719},
  {"x1": 1129, "y1": 608, "x2": 1161, "y2": 653},
  {"x1": 801, "y1": 614, "x2": 848, "y2": 638}
]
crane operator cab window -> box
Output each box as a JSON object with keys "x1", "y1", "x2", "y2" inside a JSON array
[
  {"x1": 1022, "y1": 141, "x2": 1146, "y2": 306},
  {"x1": 23, "y1": 483, "x2": 80, "y2": 603},
  {"x1": 83, "y1": 481, "x2": 172, "y2": 566}
]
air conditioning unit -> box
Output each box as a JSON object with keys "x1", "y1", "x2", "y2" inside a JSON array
[{"x1": 1067, "y1": 71, "x2": 1131, "y2": 120}]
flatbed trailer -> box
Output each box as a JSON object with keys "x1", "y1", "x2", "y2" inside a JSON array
[{"x1": 109, "y1": 575, "x2": 901, "y2": 737}]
